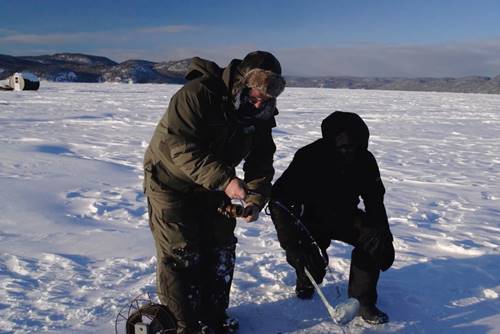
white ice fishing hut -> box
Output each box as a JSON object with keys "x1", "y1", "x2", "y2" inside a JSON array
[{"x1": 8, "y1": 72, "x2": 40, "y2": 91}]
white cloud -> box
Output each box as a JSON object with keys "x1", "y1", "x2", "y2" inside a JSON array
[
  {"x1": 0, "y1": 32, "x2": 95, "y2": 44},
  {"x1": 94, "y1": 45, "x2": 258, "y2": 64},
  {"x1": 275, "y1": 40, "x2": 500, "y2": 77},
  {"x1": 117, "y1": 40, "x2": 500, "y2": 77},
  {"x1": 3, "y1": 28, "x2": 500, "y2": 77},
  {"x1": 138, "y1": 25, "x2": 198, "y2": 33},
  {"x1": 131, "y1": 40, "x2": 500, "y2": 77},
  {"x1": 0, "y1": 28, "x2": 17, "y2": 35},
  {"x1": 0, "y1": 24, "x2": 199, "y2": 46}
]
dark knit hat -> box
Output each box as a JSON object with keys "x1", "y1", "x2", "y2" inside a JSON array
[{"x1": 238, "y1": 51, "x2": 282, "y2": 75}]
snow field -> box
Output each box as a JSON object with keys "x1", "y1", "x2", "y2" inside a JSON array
[{"x1": 0, "y1": 83, "x2": 499, "y2": 333}]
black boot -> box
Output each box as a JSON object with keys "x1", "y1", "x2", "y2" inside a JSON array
[
  {"x1": 295, "y1": 274, "x2": 314, "y2": 299},
  {"x1": 220, "y1": 313, "x2": 239, "y2": 333},
  {"x1": 207, "y1": 312, "x2": 239, "y2": 334},
  {"x1": 179, "y1": 321, "x2": 211, "y2": 334},
  {"x1": 359, "y1": 304, "x2": 389, "y2": 324}
]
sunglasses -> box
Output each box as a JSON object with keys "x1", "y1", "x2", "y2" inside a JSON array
[{"x1": 242, "y1": 88, "x2": 275, "y2": 109}]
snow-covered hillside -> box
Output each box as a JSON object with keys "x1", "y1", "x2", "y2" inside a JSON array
[{"x1": 0, "y1": 83, "x2": 499, "y2": 333}]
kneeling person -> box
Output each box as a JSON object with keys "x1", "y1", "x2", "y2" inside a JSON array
[{"x1": 269, "y1": 111, "x2": 395, "y2": 325}]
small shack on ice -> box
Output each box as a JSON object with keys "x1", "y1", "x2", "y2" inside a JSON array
[{"x1": 0, "y1": 72, "x2": 40, "y2": 91}]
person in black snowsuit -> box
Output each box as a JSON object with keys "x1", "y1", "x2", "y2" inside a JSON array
[{"x1": 268, "y1": 111, "x2": 395, "y2": 324}]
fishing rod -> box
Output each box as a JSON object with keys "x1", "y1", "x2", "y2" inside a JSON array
[{"x1": 270, "y1": 200, "x2": 360, "y2": 326}]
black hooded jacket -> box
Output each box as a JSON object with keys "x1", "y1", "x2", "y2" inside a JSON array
[{"x1": 271, "y1": 111, "x2": 389, "y2": 247}]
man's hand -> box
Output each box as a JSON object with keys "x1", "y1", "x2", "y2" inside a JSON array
[
  {"x1": 224, "y1": 177, "x2": 247, "y2": 200},
  {"x1": 358, "y1": 225, "x2": 394, "y2": 271},
  {"x1": 286, "y1": 246, "x2": 327, "y2": 284},
  {"x1": 242, "y1": 204, "x2": 260, "y2": 223}
]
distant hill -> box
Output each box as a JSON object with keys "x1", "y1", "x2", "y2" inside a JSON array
[
  {"x1": 1, "y1": 53, "x2": 500, "y2": 94},
  {"x1": 285, "y1": 75, "x2": 500, "y2": 94},
  {"x1": 0, "y1": 53, "x2": 189, "y2": 84}
]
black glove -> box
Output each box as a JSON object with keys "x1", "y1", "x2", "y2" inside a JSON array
[
  {"x1": 286, "y1": 244, "x2": 327, "y2": 284},
  {"x1": 358, "y1": 225, "x2": 394, "y2": 271}
]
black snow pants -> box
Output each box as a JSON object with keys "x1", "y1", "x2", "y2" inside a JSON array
[
  {"x1": 145, "y1": 170, "x2": 237, "y2": 334},
  {"x1": 320, "y1": 212, "x2": 395, "y2": 306},
  {"x1": 270, "y1": 203, "x2": 394, "y2": 306}
]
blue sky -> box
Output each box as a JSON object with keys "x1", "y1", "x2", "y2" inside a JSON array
[{"x1": 1, "y1": 0, "x2": 500, "y2": 77}]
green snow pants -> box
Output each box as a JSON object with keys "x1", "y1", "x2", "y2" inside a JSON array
[{"x1": 144, "y1": 170, "x2": 237, "y2": 334}]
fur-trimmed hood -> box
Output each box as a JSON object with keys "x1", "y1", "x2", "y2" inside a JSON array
[
  {"x1": 231, "y1": 51, "x2": 285, "y2": 97},
  {"x1": 243, "y1": 68, "x2": 286, "y2": 98},
  {"x1": 184, "y1": 52, "x2": 285, "y2": 99}
]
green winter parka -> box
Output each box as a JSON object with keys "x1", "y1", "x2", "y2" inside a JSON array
[{"x1": 144, "y1": 57, "x2": 277, "y2": 209}]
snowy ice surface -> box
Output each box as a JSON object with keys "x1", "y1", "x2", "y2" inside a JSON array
[{"x1": 0, "y1": 83, "x2": 499, "y2": 333}]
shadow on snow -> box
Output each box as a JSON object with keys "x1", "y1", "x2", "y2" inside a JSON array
[{"x1": 229, "y1": 254, "x2": 500, "y2": 333}]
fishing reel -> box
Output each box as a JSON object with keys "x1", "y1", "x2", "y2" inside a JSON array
[
  {"x1": 115, "y1": 293, "x2": 177, "y2": 334},
  {"x1": 217, "y1": 189, "x2": 263, "y2": 218},
  {"x1": 217, "y1": 203, "x2": 245, "y2": 218}
]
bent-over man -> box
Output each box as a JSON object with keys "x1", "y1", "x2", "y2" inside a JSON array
[{"x1": 144, "y1": 51, "x2": 286, "y2": 334}]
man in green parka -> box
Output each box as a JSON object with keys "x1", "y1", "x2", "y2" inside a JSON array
[{"x1": 143, "y1": 51, "x2": 285, "y2": 334}]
